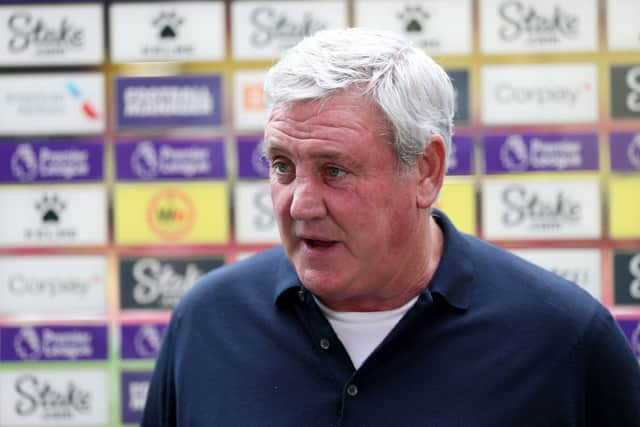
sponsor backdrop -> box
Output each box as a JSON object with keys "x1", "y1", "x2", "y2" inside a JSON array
[{"x1": 0, "y1": 0, "x2": 638, "y2": 425}]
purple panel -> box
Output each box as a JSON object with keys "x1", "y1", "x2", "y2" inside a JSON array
[
  {"x1": 483, "y1": 133, "x2": 599, "y2": 174},
  {"x1": 115, "y1": 75, "x2": 223, "y2": 129},
  {"x1": 121, "y1": 371, "x2": 153, "y2": 425},
  {"x1": 114, "y1": 139, "x2": 226, "y2": 181},
  {"x1": 237, "y1": 136, "x2": 269, "y2": 179},
  {"x1": 121, "y1": 323, "x2": 167, "y2": 360},
  {"x1": 0, "y1": 325, "x2": 107, "y2": 361},
  {"x1": 617, "y1": 319, "x2": 640, "y2": 357},
  {"x1": 610, "y1": 132, "x2": 640, "y2": 172},
  {"x1": 0, "y1": 140, "x2": 103, "y2": 183},
  {"x1": 448, "y1": 135, "x2": 473, "y2": 175}
]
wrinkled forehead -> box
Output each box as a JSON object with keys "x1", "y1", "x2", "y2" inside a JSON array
[{"x1": 264, "y1": 91, "x2": 393, "y2": 149}]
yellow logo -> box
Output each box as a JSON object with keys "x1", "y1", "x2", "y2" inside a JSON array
[
  {"x1": 147, "y1": 188, "x2": 195, "y2": 240},
  {"x1": 115, "y1": 182, "x2": 229, "y2": 244}
]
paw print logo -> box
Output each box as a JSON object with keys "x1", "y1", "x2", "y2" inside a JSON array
[
  {"x1": 35, "y1": 193, "x2": 66, "y2": 223},
  {"x1": 397, "y1": 4, "x2": 431, "y2": 33},
  {"x1": 153, "y1": 11, "x2": 184, "y2": 39}
]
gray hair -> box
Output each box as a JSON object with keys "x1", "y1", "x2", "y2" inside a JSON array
[{"x1": 264, "y1": 27, "x2": 455, "y2": 171}]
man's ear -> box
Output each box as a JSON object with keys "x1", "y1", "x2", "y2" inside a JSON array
[{"x1": 415, "y1": 134, "x2": 446, "y2": 209}]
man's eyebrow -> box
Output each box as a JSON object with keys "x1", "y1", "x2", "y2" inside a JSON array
[{"x1": 264, "y1": 140, "x2": 349, "y2": 160}]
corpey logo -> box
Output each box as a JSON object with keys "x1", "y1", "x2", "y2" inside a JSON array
[
  {"x1": 7, "y1": 11, "x2": 84, "y2": 55},
  {"x1": 10, "y1": 143, "x2": 91, "y2": 182},
  {"x1": 497, "y1": 1, "x2": 579, "y2": 44},
  {"x1": 7, "y1": 271, "x2": 97, "y2": 298},
  {"x1": 133, "y1": 325, "x2": 163, "y2": 357},
  {"x1": 12, "y1": 326, "x2": 95, "y2": 360},
  {"x1": 130, "y1": 141, "x2": 212, "y2": 179},
  {"x1": 501, "y1": 185, "x2": 582, "y2": 230},
  {"x1": 499, "y1": 134, "x2": 586, "y2": 171},
  {"x1": 13, "y1": 374, "x2": 91, "y2": 419},
  {"x1": 131, "y1": 257, "x2": 204, "y2": 307},
  {"x1": 146, "y1": 188, "x2": 196, "y2": 239},
  {"x1": 249, "y1": 6, "x2": 326, "y2": 49},
  {"x1": 494, "y1": 80, "x2": 591, "y2": 107}
]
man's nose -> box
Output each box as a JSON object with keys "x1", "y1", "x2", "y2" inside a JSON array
[{"x1": 289, "y1": 178, "x2": 327, "y2": 221}]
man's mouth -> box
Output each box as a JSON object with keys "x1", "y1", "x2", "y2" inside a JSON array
[{"x1": 302, "y1": 238, "x2": 337, "y2": 248}]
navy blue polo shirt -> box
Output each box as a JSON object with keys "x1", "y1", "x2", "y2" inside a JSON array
[{"x1": 142, "y1": 211, "x2": 640, "y2": 427}]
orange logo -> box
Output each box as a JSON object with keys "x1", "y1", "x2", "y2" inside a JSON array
[
  {"x1": 146, "y1": 188, "x2": 196, "y2": 240},
  {"x1": 243, "y1": 83, "x2": 264, "y2": 111}
]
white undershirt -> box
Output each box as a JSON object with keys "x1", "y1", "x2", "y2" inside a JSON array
[{"x1": 315, "y1": 296, "x2": 419, "y2": 369}]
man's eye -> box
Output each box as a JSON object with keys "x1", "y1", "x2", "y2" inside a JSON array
[
  {"x1": 325, "y1": 166, "x2": 346, "y2": 178},
  {"x1": 272, "y1": 161, "x2": 292, "y2": 175}
]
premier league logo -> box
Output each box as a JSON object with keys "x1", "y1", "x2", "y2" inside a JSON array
[
  {"x1": 130, "y1": 141, "x2": 159, "y2": 179},
  {"x1": 13, "y1": 327, "x2": 42, "y2": 360},
  {"x1": 499, "y1": 135, "x2": 529, "y2": 171},
  {"x1": 10, "y1": 144, "x2": 38, "y2": 181}
]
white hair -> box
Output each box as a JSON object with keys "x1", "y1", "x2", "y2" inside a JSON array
[{"x1": 264, "y1": 27, "x2": 455, "y2": 171}]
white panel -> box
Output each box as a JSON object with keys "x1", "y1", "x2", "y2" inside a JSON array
[
  {"x1": 0, "y1": 370, "x2": 108, "y2": 425},
  {"x1": 482, "y1": 178, "x2": 601, "y2": 239},
  {"x1": 607, "y1": 0, "x2": 640, "y2": 51},
  {"x1": 233, "y1": 70, "x2": 269, "y2": 130},
  {"x1": 481, "y1": 64, "x2": 598, "y2": 125},
  {"x1": 0, "y1": 73, "x2": 105, "y2": 135},
  {"x1": 232, "y1": 1, "x2": 347, "y2": 60},
  {"x1": 234, "y1": 181, "x2": 281, "y2": 244},
  {"x1": 110, "y1": 1, "x2": 225, "y2": 62},
  {"x1": 354, "y1": 0, "x2": 472, "y2": 55},
  {"x1": 480, "y1": 0, "x2": 597, "y2": 53},
  {"x1": 511, "y1": 248, "x2": 602, "y2": 300},
  {"x1": 0, "y1": 255, "x2": 107, "y2": 316},
  {"x1": 0, "y1": 186, "x2": 107, "y2": 247},
  {"x1": 0, "y1": 4, "x2": 104, "y2": 66}
]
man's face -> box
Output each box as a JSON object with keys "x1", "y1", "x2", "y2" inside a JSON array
[{"x1": 264, "y1": 91, "x2": 426, "y2": 311}]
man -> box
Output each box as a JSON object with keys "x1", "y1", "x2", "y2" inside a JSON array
[{"x1": 142, "y1": 28, "x2": 640, "y2": 426}]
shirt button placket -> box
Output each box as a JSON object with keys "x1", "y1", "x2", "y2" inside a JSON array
[
  {"x1": 319, "y1": 338, "x2": 330, "y2": 350},
  {"x1": 346, "y1": 384, "x2": 358, "y2": 397}
]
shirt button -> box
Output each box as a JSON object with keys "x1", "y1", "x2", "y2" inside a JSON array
[
  {"x1": 320, "y1": 338, "x2": 330, "y2": 350},
  {"x1": 347, "y1": 384, "x2": 358, "y2": 397}
]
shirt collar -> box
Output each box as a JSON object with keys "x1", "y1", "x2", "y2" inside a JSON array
[
  {"x1": 273, "y1": 208, "x2": 475, "y2": 310},
  {"x1": 426, "y1": 208, "x2": 474, "y2": 310}
]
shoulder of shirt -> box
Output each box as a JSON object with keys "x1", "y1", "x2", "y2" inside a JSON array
[{"x1": 460, "y1": 231, "x2": 603, "y2": 339}]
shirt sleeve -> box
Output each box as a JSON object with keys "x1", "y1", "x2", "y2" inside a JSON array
[
  {"x1": 585, "y1": 305, "x2": 640, "y2": 427},
  {"x1": 141, "y1": 314, "x2": 178, "y2": 427}
]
